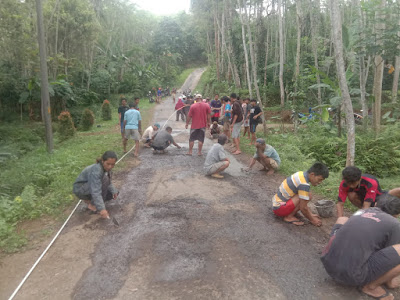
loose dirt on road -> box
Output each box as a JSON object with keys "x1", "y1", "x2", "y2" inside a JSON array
[{"x1": 1, "y1": 68, "x2": 394, "y2": 300}]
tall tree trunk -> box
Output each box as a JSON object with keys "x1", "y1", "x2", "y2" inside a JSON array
[
  {"x1": 310, "y1": 0, "x2": 322, "y2": 106},
  {"x1": 392, "y1": 18, "x2": 400, "y2": 103},
  {"x1": 238, "y1": 4, "x2": 252, "y2": 98},
  {"x1": 278, "y1": 0, "x2": 285, "y2": 107},
  {"x1": 242, "y1": 0, "x2": 267, "y2": 136},
  {"x1": 214, "y1": 15, "x2": 220, "y2": 81},
  {"x1": 330, "y1": 0, "x2": 355, "y2": 166},
  {"x1": 263, "y1": 28, "x2": 270, "y2": 86},
  {"x1": 372, "y1": 0, "x2": 386, "y2": 133},
  {"x1": 36, "y1": 0, "x2": 53, "y2": 153}
]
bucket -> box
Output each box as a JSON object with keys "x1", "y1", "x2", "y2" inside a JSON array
[{"x1": 315, "y1": 200, "x2": 335, "y2": 218}]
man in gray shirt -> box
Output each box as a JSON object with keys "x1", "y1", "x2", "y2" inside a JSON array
[
  {"x1": 151, "y1": 126, "x2": 181, "y2": 154},
  {"x1": 204, "y1": 134, "x2": 230, "y2": 179}
]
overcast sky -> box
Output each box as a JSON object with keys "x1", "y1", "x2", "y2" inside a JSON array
[{"x1": 130, "y1": 0, "x2": 190, "y2": 16}]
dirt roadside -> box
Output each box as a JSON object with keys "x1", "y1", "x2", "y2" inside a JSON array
[{"x1": 1, "y1": 68, "x2": 395, "y2": 300}]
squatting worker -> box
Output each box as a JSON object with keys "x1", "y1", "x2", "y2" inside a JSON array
[
  {"x1": 204, "y1": 134, "x2": 230, "y2": 179},
  {"x1": 73, "y1": 151, "x2": 119, "y2": 219},
  {"x1": 272, "y1": 162, "x2": 329, "y2": 226},
  {"x1": 321, "y1": 194, "x2": 400, "y2": 300},
  {"x1": 141, "y1": 123, "x2": 160, "y2": 148},
  {"x1": 246, "y1": 138, "x2": 280, "y2": 175},
  {"x1": 151, "y1": 126, "x2": 181, "y2": 154},
  {"x1": 337, "y1": 166, "x2": 400, "y2": 217},
  {"x1": 185, "y1": 94, "x2": 211, "y2": 156}
]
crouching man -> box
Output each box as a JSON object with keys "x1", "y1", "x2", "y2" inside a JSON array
[
  {"x1": 321, "y1": 194, "x2": 400, "y2": 300},
  {"x1": 272, "y1": 162, "x2": 329, "y2": 226},
  {"x1": 246, "y1": 138, "x2": 280, "y2": 175},
  {"x1": 204, "y1": 134, "x2": 230, "y2": 179},
  {"x1": 151, "y1": 126, "x2": 181, "y2": 154}
]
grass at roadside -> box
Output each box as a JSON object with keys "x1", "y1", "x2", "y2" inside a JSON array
[
  {"x1": 194, "y1": 67, "x2": 210, "y2": 93},
  {"x1": 0, "y1": 95, "x2": 155, "y2": 253},
  {"x1": 175, "y1": 67, "x2": 197, "y2": 88}
]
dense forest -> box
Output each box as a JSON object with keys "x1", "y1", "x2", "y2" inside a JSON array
[{"x1": 0, "y1": 0, "x2": 205, "y2": 123}]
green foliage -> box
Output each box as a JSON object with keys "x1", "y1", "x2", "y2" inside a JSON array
[
  {"x1": 57, "y1": 111, "x2": 75, "y2": 140},
  {"x1": 80, "y1": 108, "x2": 95, "y2": 131},
  {"x1": 101, "y1": 99, "x2": 112, "y2": 121}
]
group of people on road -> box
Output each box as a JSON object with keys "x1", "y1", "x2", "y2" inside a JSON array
[{"x1": 74, "y1": 92, "x2": 400, "y2": 300}]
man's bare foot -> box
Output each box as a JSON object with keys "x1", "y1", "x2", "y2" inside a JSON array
[
  {"x1": 283, "y1": 217, "x2": 304, "y2": 226},
  {"x1": 387, "y1": 276, "x2": 400, "y2": 289},
  {"x1": 211, "y1": 173, "x2": 224, "y2": 179},
  {"x1": 233, "y1": 151, "x2": 241, "y2": 155},
  {"x1": 267, "y1": 169, "x2": 275, "y2": 175},
  {"x1": 198, "y1": 153, "x2": 203, "y2": 156},
  {"x1": 185, "y1": 153, "x2": 192, "y2": 156},
  {"x1": 259, "y1": 167, "x2": 268, "y2": 172},
  {"x1": 144, "y1": 144, "x2": 151, "y2": 148},
  {"x1": 360, "y1": 286, "x2": 393, "y2": 300}
]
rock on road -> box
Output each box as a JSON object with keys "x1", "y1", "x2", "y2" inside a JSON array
[{"x1": 9, "y1": 69, "x2": 388, "y2": 300}]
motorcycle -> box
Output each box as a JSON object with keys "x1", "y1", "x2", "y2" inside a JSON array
[{"x1": 148, "y1": 91, "x2": 155, "y2": 103}]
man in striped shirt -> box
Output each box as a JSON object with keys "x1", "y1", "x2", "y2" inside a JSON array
[{"x1": 272, "y1": 162, "x2": 329, "y2": 226}]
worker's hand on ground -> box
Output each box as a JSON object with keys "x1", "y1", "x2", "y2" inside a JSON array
[
  {"x1": 99, "y1": 209, "x2": 109, "y2": 219},
  {"x1": 88, "y1": 203, "x2": 97, "y2": 212},
  {"x1": 113, "y1": 193, "x2": 118, "y2": 200},
  {"x1": 177, "y1": 145, "x2": 182, "y2": 149},
  {"x1": 311, "y1": 217, "x2": 322, "y2": 227},
  {"x1": 244, "y1": 167, "x2": 251, "y2": 172}
]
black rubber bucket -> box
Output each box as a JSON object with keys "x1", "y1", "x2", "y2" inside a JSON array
[{"x1": 315, "y1": 200, "x2": 335, "y2": 218}]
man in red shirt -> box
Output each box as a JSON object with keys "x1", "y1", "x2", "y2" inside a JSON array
[
  {"x1": 185, "y1": 94, "x2": 211, "y2": 156},
  {"x1": 337, "y1": 166, "x2": 400, "y2": 217}
]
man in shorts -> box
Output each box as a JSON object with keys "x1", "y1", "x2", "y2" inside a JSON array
[
  {"x1": 123, "y1": 102, "x2": 142, "y2": 156},
  {"x1": 321, "y1": 193, "x2": 400, "y2": 300},
  {"x1": 242, "y1": 98, "x2": 251, "y2": 138},
  {"x1": 151, "y1": 126, "x2": 181, "y2": 154},
  {"x1": 141, "y1": 123, "x2": 160, "y2": 147},
  {"x1": 246, "y1": 138, "x2": 280, "y2": 175},
  {"x1": 222, "y1": 96, "x2": 232, "y2": 142},
  {"x1": 118, "y1": 98, "x2": 129, "y2": 140},
  {"x1": 272, "y1": 162, "x2": 329, "y2": 226},
  {"x1": 210, "y1": 93, "x2": 222, "y2": 123},
  {"x1": 337, "y1": 166, "x2": 400, "y2": 218},
  {"x1": 230, "y1": 93, "x2": 243, "y2": 155},
  {"x1": 249, "y1": 99, "x2": 262, "y2": 145},
  {"x1": 185, "y1": 94, "x2": 211, "y2": 156},
  {"x1": 204, "y1": 134, "x2": 230, "y2": 179}
]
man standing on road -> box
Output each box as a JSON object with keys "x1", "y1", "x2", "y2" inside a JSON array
[
  {"x1": 230, "y1": 93, "x2": 243, "y2": 155},
  {"x1": 242, "y1": 98, "x2": 251, "y2": 138},
  {"x1": 249, "y1": 99, "x2": 263, "y2": 145},
  {"x1": 118, "y1": 98, "x2": 129, "y2": 141},
  {"x1": 123, "y1": 102, "x2": 142, "y2": 156},
  {"x1": 272, "y1": 162, "x2": 329, "y2": 226},
  {"x1": 185, "y1": 94, "x2": 211, "y2": 156},
  {"x1": 151, "y1": 126, "x2": 181, "y2": 154},
  {"x1": 141, "y1": 123, "x2": 160, "y2": 148},
  {"x1": 204, "y1": 134, "x2": 230, "y2": 179},
  {"x1": 246, "y1": 138, "x2": 280, "y2": 175},
  {"x1": 337, "y1": 166, "x2": 400, "y2": 218},
  {"x1": 321, "y1": 194, "x2": 400, "y2": 300},
  {"x1": 222, "y1": 96, "x2": 232, "y2": 142},
  {"x1": 210, "y1": 93, "x2": 222, "y2": 123}
]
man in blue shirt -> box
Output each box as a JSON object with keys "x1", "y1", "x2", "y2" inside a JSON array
[
  {"x1": 123, "y1": 102, "x2": 142, "y2": 156},
  {"x1": 246, "y1": 138, "x2": 281, "y2": 175}
]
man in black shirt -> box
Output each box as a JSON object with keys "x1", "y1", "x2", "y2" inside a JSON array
[
  {"x1": 249, "y1": 99, "x2": 262, "y2": 145},
  {"x1": 321, "y1": 194, "x2": 400, "y2": 299},
  {"x1": 118, "y1": 98, "x2": 129, "y2": 140}
]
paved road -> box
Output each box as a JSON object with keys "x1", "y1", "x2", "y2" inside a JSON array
[{"x1": 11, "y1": 68, "x2": 391, "y2": 300}]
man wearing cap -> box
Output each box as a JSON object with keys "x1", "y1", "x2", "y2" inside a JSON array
[
  {"x1": 246, "y1": 138, "x2": 281, "y2": 175},
  {"x1": 141, "y1": 123, "x2": 160, "y2": 148},
  {"x1": 230, "y1": 93, "x2": 243, "y2": 155},
  {"x1": 185, "y1": 94, "x2": 211, "y2": 156}
]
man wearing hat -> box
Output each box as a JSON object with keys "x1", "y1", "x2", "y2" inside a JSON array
[
  {"x1": 141, "y1": 123, "x2": 160, "y2": 148},
  {"x1": 185, "y1": 94, "x2": 211, "y2": 156},
  {"x1": 246, "y1": 138, "x2": 281, "y2": 175}
]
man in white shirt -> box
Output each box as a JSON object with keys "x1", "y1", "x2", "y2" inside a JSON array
[{"x1": 141, "y1": 123, "x2": 160, "y2": 147}]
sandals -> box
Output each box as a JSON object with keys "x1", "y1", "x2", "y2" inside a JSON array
[{"x1": 358, "y1": 286, "x2": 393, "y2": 299}]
